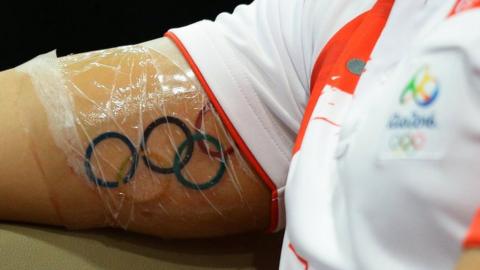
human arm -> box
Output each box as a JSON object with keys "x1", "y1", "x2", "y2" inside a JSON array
[
  {"x1": 0, "y1": 0, "x2": 312, "y2": 238},
  {"x1": 0, "y1": 38, "x2": 271, "y2": 238}
]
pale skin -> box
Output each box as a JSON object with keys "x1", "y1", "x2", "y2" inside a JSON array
[
  {"x1": 0, "y1": 37, "x2": 477, "y2": 268},
  {"x1": 0, "y1": 38, "x2": 271, "y2": 238},
  {"x1": 456, "y1": 250, "x2": 480, "y2": 270}
]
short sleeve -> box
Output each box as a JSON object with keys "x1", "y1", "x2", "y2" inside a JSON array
[
  {"x1": 164, "y1": 0, "x2": 312, "y2": 231},
  {"x1": 167, "y1": 0, "x2": 311, "y2": 186}
]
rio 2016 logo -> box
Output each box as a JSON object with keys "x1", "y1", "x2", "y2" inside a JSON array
[{"x1": 400, "y1": 66, "x2": 440, "y2": 107}]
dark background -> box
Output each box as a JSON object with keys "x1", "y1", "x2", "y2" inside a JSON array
[{"x1": 0, "y1": 0, "x2": 252, "y2": 70}]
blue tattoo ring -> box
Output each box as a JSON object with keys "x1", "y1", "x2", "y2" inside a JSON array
[
  {"x1": 84, "y1": 131, "x2": 139, "y2": 188},
  {"x1": 173, "y1": 133, "x2": 226, "y2": 190},
  {"x1": 141, "y1": 116, "x2": 194, "y2": 174}
]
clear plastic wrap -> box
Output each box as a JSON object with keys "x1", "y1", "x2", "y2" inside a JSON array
[{"x1": 15, "y1": 38, "x2": 270, "y2": 237}]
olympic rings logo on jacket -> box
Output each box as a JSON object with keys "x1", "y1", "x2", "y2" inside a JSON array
[{"x1": 388, "y1": 132, "x2": 426, "y2": 155}]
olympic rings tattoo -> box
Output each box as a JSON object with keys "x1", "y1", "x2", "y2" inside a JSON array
[
  {"x1": 141, "y1": 116, "x2": 194, "y2": 174},
  {"x1": 84, "y1": 115, "x2": 229, "y2": 190},
  {"x1": 195, "y1": 104, "x2": 234, "y2": 158},
  {"x1": 84, "y1": 132, "x2": 139, "y2": 188},
  {"x1": 174, "y1": 133, "x2": 226, "y2": 190}
]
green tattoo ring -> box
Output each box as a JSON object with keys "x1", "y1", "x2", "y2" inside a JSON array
[{"x1": 173, "y1": 133, "x2": 226, "y2": 190}]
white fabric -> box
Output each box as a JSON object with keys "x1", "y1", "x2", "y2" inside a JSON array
[
  {"x1": 170, "y1": 0, "x2": 480, "y2": 269},
  {"x1": 171, "y1": 0, "x2": 374, "y2": 231},
  {"x1": 329, "y1": 10, "x2": 480, "y2": 270}
]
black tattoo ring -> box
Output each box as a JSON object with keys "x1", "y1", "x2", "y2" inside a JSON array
[
  {"x1": 173, "y1": 133, "x2": 226, "y2": 190},
  {"x1": 141, "y1": 116, "x2": 194, "y2": 174},
  {"x1": 84, "y1": 131, "x2": 139, "y2": 189}
]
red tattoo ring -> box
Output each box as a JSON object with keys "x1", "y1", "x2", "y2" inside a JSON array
[{"x1": 194, "y1": 104, "x2": 234, "y2": 158}]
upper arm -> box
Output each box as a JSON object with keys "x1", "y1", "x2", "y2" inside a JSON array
[{"x1": 0, "y1": 38, "x2": 271, "y2": 238}]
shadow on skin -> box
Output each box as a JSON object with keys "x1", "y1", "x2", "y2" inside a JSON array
[{"x1": 0, "y1": 222, "x2": 283, "y2": 270}]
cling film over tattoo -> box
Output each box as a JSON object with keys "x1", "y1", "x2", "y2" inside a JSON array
[{"x1": 14, "y1": 38, "x2": 269, "y2": 237}]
